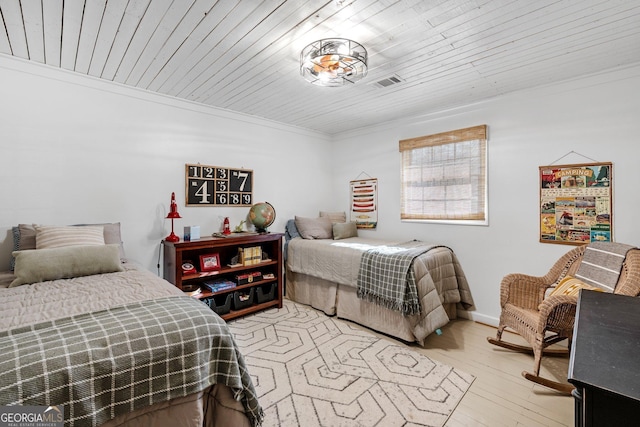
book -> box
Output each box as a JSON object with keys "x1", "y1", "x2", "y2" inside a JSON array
[
  {"x1": 239, "y1": 246, "x2": 262, "y2": 266},
  {"x1": 202, "y1": 279, "x2": 236, "y2": 293}
]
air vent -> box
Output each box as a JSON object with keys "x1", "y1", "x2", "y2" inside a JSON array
[{"x1": 371, "y1": 74, "x2": 405, "y2": 88}]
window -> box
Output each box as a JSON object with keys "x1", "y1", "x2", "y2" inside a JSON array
[{"x1": 399, "y1": 125, "x2": 487, "y2": 224}]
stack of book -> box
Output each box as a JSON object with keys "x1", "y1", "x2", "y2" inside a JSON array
[
  {"x1": 238, "y1": 246, "x2": 262, "y2": 266},
  {"x1": 202, "y1": 279, "x2": 236, "y2": 293}
]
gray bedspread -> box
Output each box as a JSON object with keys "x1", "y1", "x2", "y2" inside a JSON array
[
  {"x1": 287, "y1": 237, "x2": 474, "y2": 341},
  {"x1": 0, "y1": 266, "x2": 263, "y2": 427}
]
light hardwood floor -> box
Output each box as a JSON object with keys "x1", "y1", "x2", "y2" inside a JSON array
[{"x1": 365, "y1": 319, "x2": 574, "y2": 427}]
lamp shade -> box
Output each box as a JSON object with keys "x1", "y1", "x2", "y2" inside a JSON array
[
  {"x1": 166, "y1": 192, "x2": 182, "y2": 219},
  {"x1": 300, "y1": 38, "x2": 368, "y2": 87}
]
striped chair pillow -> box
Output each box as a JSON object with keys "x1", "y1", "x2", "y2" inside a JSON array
[{"x1": 35, "y1": 225, "x2": 105, "y2": 249}]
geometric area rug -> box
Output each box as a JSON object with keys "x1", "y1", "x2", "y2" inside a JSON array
[{"x1": 227, "y1": 300, "x2": 475, "y2": 427}]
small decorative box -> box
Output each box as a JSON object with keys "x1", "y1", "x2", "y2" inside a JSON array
[
  {"x1": 235, "y1": 271, "x2": 262, "y2": 285},
  {"x1": 183, "y1": 225, "x2": 201, "y2": 241}
]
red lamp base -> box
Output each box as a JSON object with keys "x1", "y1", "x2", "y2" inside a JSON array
[
  {"x1": 165, "y1": 216, "x2": 180, "y2": 242},
  {"x1": 165, "y1": 232, "x2": 180, "y2": 242}
]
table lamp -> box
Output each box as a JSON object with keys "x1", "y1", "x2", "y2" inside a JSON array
[{"x1": 165, "y1": 192, "x2": 182, "y2": 242}]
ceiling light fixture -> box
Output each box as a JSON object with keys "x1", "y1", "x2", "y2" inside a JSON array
[{"x1": 300, "y1": 38, "x2": 368, "y2": 87}]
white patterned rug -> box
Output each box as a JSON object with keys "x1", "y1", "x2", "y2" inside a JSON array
[{"x1": 228, "y1": 300, "x2": 474, "y2": 427}]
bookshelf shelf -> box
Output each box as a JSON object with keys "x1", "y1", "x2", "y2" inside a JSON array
[{"x1": 163, "y1": 233, "x2": 283, "y2": 321}]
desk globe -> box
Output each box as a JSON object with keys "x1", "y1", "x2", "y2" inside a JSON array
[{"x1": 249, "y1": 202, "x2": 276, "y2": 233}]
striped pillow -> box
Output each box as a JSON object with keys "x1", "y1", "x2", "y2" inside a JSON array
[
  {"x1": 35, "y1": 225, "x2": 105, "y2": 249},
  {"x1": 549, "y1": 275, "x2": 604, "y2": 297}
]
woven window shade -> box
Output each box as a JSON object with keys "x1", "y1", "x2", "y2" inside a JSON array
[{"x1": 399, "y1": 125, "x2": 487, "y2": 222}]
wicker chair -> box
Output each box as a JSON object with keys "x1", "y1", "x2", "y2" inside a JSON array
[{"x1": 487, "y1": 244, "x2": 640, "y2": 394}]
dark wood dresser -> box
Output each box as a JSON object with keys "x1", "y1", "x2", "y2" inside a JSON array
[{"x1": 568, "y1": 290, "x2": 640, "y2": 427}]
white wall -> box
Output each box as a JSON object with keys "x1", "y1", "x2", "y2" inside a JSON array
[
  {"x1": 2, "y1": 53, "x2": 639, "y2": 324},
  {"x1": 0, "y1": 56, "x2": 333, "y2": 272},
  {"x1": 330, "y1": 64, "x2": 640, "y2": 325}
]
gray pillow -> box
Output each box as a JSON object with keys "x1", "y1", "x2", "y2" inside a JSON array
[
  {"x1": 333, "y1": 222, "x2": 358, "y2": 240},
  {"x1": 11, "y1": 223, "x2": 126, "y2": 267},
  {"x1": 294, "y1": 216, "x2": 333, "y2": 240},
  {"x1": 319, "y1": 211, "x2": 347, "y2": 223},
  {"x1": 10, "y1": 244, "x2": 124, "y2": 287},
  {"x1": 35, "y1": 225, "x2": 105, "y2": 249}
]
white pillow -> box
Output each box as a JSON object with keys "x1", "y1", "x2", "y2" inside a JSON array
[{"x1": 35, "y1": 225, "x2": 105, "y2": 249}]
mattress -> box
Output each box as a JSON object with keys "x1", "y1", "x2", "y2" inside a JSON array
[{"x1": 0, "y1": 263, "x2": 261, "y2": 427}]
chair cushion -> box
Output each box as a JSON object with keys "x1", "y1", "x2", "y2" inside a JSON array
[{"x1": 549, "y1": 275, "x2": 604, "y2": 297}]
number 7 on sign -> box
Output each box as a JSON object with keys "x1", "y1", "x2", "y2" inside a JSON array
[{"x1": 234, "y1": 171, "x2": 249, "y2": 191}]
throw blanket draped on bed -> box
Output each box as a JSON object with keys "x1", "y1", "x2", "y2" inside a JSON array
[
  {"x1": 357, "y1": 241, "x2": 440, "y2": 315},
  {"x1": 575, "y1": 241, "x2": 636, "y2": 291},
  {"x1": 0, "y1": 296, "x2": 263, "y2": 427}
]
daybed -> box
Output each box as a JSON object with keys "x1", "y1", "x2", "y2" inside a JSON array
[
  {"x1": 0, "y1": 223, "x2": 262, "y2": 427},
  {"x1": 285, "y1": 216, "x2": 474, "y2": 345}
]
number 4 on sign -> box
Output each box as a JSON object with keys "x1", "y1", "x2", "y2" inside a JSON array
[{"x1": 194, "y1": 181, "x2": 210, "y2": 203}]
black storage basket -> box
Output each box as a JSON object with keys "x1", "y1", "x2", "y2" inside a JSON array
[
  {"x1": 256, "y1": 282, "x2": 276, "y2": 303},
  {"x1": 203, "y1": 293, "x2": 232, "y2": 315},
  {"x1": 232, "y1": 288, "x2": 255, "y2": 310}
]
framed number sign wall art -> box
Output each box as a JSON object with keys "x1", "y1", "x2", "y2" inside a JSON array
[{"x1": 185, "y1": 164, "x2": 253, "y2": 206}]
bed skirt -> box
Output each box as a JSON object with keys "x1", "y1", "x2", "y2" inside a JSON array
[
  {"x1": 100, "y1": 384, "x2": 251, "y2": 427},
  {"x1": 286, "y1": 269, "x2": 457, "y2": 345}
]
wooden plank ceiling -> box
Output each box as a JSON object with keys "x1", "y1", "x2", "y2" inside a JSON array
[{"x1": 1, "y1": 0, "x2": 640, "y2": 135}]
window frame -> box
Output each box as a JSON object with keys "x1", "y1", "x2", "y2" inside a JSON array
[{"x1": 399, "y1": 125, "x2": 488, "y2": 225}]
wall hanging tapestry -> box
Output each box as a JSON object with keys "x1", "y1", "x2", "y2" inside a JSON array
[
  {"x1": 185, "y1": 163, "x2": 253, "y2": 206},
  {"x1": 539, "y1": 162, "x2": 612, "y2": 245},
  {"x1": 350, "y1": 178, "x2": 378, "y2": 229}
]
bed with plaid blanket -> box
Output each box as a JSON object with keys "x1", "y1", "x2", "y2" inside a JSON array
[
  {"x1": 0, "y1": 265, "x2": 262, "y2": 427},
  {"x1": 286, "y1": 233, "x2": 474, "y2": 344}
]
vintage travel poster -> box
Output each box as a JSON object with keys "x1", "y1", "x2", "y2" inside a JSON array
[
  {"x1": 350, "y1": 178, "x2": 378, "y2": 229},
  {"x1": 539, "y1": 162, "x2": 612, "y2": 245}
]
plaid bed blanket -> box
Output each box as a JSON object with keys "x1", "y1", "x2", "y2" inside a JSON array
[
  {"x1": 357, "y1": 241, "x2": 441, "y2": 315},
  {"x1": 0, "y1": 296, "x2": 263, "y2": 427}
]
